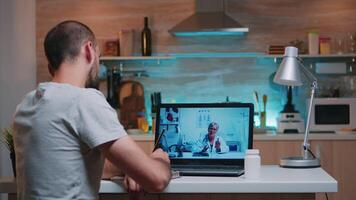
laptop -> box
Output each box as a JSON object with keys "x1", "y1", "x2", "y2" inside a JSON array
[{"x1": 154, "y1": 103, "x2": 254, "y2": 177}]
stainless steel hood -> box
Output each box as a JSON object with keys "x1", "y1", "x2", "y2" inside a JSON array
[{"x1": 169, "y1": 0, "x2": 248, "y2": 36}]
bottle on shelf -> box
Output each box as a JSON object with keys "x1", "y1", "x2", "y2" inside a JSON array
[
  {"x1": 141, "y1": 17, "x2": 152, "y2": 56},
  {"x1": 308, "y1": 31, "x2": 319, "y2": 55},
  {"x1": 106, "y1": 66, "x2": 120, "y2": 108}
]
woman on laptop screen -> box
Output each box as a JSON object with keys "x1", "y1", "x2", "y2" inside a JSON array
[{"x1": 199, "y1": 122, "x2": 229, "y2": 154}]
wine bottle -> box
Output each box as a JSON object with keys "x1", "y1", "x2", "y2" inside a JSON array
[{"x1": 141, "y1": 17, "x2": 152, "y2": 56}]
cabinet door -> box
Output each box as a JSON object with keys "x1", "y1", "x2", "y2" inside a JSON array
[
  {"x1": 254, "y1": 139, "x2": 356, "y2": 200},
  {"x1": 135, "y1": 141, "x2": 154, "y2": 154},
  {"x1": 253, "y1": 140, "x2": 302, "y2": 165}
]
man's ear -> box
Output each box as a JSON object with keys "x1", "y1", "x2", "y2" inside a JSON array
[{"x1": 84, "y1": 41, "x2": 94, "y2": 65}]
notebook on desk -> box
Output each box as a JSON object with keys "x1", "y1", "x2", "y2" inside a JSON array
[{"x1": 154, "y1": 103, "x2": 254, "y2": 177}]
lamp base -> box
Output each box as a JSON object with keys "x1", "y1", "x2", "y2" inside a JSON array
[{"x1": 280, "y1": 156, "x2": 321, "y2": 168}]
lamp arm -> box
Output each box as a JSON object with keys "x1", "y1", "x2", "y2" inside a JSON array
[
  {"x1": 297, "y1": 58, "x2": 318, "y2": 85},
  {"x1": 302, "y1": 81, "x2": 317, "y2": 159},
  {"x1": 297, "y1": 58, "x2": 318, "y2": 159}
]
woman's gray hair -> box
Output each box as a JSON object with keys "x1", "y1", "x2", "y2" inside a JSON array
[{"x1": 208, "y1": 122, "x2": 219, "y2": 129}]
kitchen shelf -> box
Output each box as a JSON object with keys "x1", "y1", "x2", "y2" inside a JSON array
[
  {"x1": 100, "y1": 56, "x2": 174, "y2": 66},
  {"x1": 168, "y1": 52, "x2": 264, "y2": 58},
  {"x1": 170, "y1": 52, "x2": 356, "y2": 59},
  {"x1": 260, "y1": 53, "x2": 356, "y2": 59},
  {"x1": 100, "y1": 53, "x2": 356, "y2": 61}
]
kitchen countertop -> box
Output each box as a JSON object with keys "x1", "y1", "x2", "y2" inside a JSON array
[{"x1": 1, "y1": 165, "x2": 337, "y2": 194}]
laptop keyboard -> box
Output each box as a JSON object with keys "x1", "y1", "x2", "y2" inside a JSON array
[
  {"x1": 173, "y1": 165, "x2": 242, "y2": 171},
  {"x1": 172, "y1": 165, "x2": 244, "y2": 176}
]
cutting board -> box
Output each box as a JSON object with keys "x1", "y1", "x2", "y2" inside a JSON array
[{"x1": 118, "y1": 81, "x2": 145, "y2": 129}]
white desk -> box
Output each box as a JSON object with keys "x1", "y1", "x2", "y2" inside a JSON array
[{"x1": 1, "y1": 165, "x2": 337, "y2": 200}]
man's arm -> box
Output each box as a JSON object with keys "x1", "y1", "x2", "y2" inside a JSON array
[
  {"x1": 99, "y1": 136, "x2": 171, "y2": 192},
  {"x1": 102, "y1": 158, "x2": 123, "y2": 179}
]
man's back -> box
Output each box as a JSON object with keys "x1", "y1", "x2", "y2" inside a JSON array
[{"x1": 13, "y1": 82, "x2": 125, "y2": 199}]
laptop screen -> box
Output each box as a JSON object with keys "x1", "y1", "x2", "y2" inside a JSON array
[{"x1": 155, "y1": 103, "x2": 254, "y2": 166}]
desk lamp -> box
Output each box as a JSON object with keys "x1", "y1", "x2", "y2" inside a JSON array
[{"x1": 273, "y1": 46, "x2": 321, "y2": 168}]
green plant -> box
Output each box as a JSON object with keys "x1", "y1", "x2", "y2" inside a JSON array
[
  {"x1": 1, "y1": 127, "x2": 14, "y2": 153},
  {"x1": 1, "y1": 127, "x2": 16, "y2": 176}
]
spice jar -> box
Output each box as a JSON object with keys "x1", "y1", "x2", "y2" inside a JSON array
[
  {"x1": 319, "y1": 37, "x2": 331, "y2": 55},
  {"x1": 308, "y1": 31, "x2": 319, "y2": 55}
]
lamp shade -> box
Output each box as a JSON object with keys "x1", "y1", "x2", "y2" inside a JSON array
[{"x1": 273, "y1": 46, "x2": 303, "y2": 86}]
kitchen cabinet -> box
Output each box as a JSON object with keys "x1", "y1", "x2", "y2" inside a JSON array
[{"x1": 254, "y1": 139, "x2": 356, "y2": 200}]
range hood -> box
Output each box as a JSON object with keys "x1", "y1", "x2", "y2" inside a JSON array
[{"x1": 169, "y1": 0, "x2": 248, "y2": 37}]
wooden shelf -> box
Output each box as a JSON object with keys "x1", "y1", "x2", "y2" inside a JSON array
[
  {"x1": 100, "y1": 53, "x2": 356, "y2": 61},
  {"x1": 168, "y1": 52, "x2": 264, "y2": 58},
  {"x1": 259, "y1": 53, "x2": 356, "y2": 59}
]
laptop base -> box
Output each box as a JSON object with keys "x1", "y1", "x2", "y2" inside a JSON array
[{"x1": 178, "y1": 170, "x2": 244, "y2": 177}]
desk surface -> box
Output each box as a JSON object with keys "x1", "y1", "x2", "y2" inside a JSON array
[
  {"x1": 130, "y1": 132, "x2": 356, "y2": 141},
  {"x1": 0, "y1": 165, "x2": 337, "y2": 194},
  {"x1": 101, "y1": 165, "x2": 338, "y2": 193}
]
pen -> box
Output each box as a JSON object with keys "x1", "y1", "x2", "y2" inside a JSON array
[{"x1": 153, "y1": 129, "x2": 165, "y2": 152}]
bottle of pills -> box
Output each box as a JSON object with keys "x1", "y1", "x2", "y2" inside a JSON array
[{"x1": 244, "y1": 149, "x2": 261, "y2": 180}]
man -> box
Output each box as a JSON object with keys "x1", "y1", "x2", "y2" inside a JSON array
[
  {"x1": 13, "y1": 20, "x2": 171, "y2": 199},
  {"x1": 200, "y1": 122, "x2": 229, "y2": 153}
]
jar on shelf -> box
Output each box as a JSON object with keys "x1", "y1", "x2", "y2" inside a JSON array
[
  {"x1": 319, "y1": 37, "x2": 331, "y2": 55},
  {"x1": 308, "y1": 31, "x2": 319, "y2": 55},
  {"x1": 347, "y1": 32, "x2": 356, "y2": 53}
]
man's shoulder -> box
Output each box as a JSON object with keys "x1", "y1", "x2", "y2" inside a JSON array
[
  {"x1": 38, "y1": 82, "x2": 105, "y2": 101},
  {"x1": 81, "y1": 88, "x2": 105, "y2": 98},
  {"x1": 14, "y1": 90, "x2": 37, "y2": 112},
  {"x1": 77, "y1": 88, "x2": 114, "y2": 114},
  {"x1": 79, "y1": 88, "x2": 106, "y2": 105}
]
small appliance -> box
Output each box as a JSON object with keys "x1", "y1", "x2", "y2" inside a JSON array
[
  {"x1": 308, "y1": 97, "x2": 356, "y2": 133},
  {"x1": 277, "y1": 86, "x2": 305, "y2": 133}
]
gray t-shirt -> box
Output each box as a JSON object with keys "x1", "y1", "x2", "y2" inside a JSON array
[{"x1": 13, "y1": 82, "x2": 127, "y2": 200}]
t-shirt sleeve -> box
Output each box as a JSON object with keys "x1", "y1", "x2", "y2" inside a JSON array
[{"x1": 77, "y1": 89, "x2": 127, "y2": 148}]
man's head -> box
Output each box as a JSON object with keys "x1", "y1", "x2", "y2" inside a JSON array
[
  {"x1": 44, "y1": 20, "x2": 100, "y2": 88},
  {"x1": 208, "y1": 122, "x2": 219, "y2": 139}
]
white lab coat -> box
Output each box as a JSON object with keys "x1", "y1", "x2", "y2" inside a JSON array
[{"x1": 200, "y1": 134, "x2": 229, "y2": 153}]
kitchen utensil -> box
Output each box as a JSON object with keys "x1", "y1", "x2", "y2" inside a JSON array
[
  {"x1": 263, "y1": 94, "x2": 267, "y2": 112},
  {"x1": 253, "y1": 91, "x2": 260, "y2": 112}
]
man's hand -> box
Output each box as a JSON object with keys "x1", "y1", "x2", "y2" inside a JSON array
[
  {"x1": 100, "y1": 137, "x2": 171, "y2": 192},
  {"x1": 122, "y1": 149, "x2": 169, "y2": 193},
  {"x1": 151, "y1": 148, "x2": 170, "y2": 164},
  {"x1": 124, "y1": 175, "x2": 145, "y2": 200},
  {"x1": 124, "y1": 175, "x2": 142, "y2": 192},
  {"x1": 102, "y1": 158, "x2": 124, "y2": 179}
]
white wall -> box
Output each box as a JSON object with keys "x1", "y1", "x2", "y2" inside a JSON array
[{"x1": 0, "y1": 0, "x2": 36, "y2": 199}]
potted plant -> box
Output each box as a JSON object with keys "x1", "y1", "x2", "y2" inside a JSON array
[{"x1": 1, "y1": 127, "x2": 16, "y2": 176}]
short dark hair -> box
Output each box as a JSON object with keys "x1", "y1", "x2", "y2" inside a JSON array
[{"x1": 44, "y1": 20, "x2": 96, "y2": 71}]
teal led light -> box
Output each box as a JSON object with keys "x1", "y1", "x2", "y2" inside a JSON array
[{"x1": 169, "y1": 52, "x2": 263, "y2": 58}]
